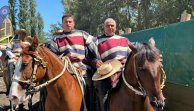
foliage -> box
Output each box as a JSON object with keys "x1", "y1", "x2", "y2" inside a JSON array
[
  {"x1": 47, "y1": 23, "x2": 62, "y2": 39},
  {"x1": 29, "y1": 0, "x2": 37, "y2": 36},
  {"x1": 37, "y1": 12, "x2": 45, "y2": 43},
  {"x1": 62, "y1": 0, "x2": 194, "y2": 35},
  {"x1": 8, "y1": 0, "x2": 17, "y2": 31},
  {"x1": 8, "y1": 0, "x2": 45, "y2": 42},
  {"x1": 18, "y1": 0, "x2": 29, "y2": 29}
]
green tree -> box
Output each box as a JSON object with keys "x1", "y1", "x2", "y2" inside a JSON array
[
  {"x1": 29, "y1": 0, "x2": 37, "y2": 36},
  {"x1": 8, "y1": 0, "x2": 17, "y2": 31},
  {"x1": 62, "y1": 0, "x2": 132, "y2": 35},
  {"x1": 37, "y1": 12, "x2": 45, "y2": 42},
  {"x1": 62, "y1": 0, "x2": 194, "y2": 34},
  {"x1": 8, "y1": 0, "x2": 45, "y2": 42},
  {"x1": 47, "y1": 23, "x2": 62, "y2": 39},
  {"x1": 18, "y1": 0, "x2": 30, "y2": 30},
  {"x1": 61, "y1": 0, "x2": 77, "y2": 14}
]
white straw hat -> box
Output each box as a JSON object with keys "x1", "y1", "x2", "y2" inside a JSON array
[{"x1": 92, "y1": 59, "x2": 122, "y2": 81}]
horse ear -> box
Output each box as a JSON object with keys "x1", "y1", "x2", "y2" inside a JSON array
[
  {"x1": 149, "y1": 37, "x2": 155, "y2": 47},
  {"x1": 30, "y1": 36, "x2": 39, "y2": 51},
  {"x1": 128, "y1": 41, "x2": 137, "y2": 53}
]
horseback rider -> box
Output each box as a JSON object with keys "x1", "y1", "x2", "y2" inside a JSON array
[
  {"x1": 46, "y1": 14, "x2": 99, "y2": 110},
  {"x1": 93, "y1": 18, "x2": 132, "y2": 111}
]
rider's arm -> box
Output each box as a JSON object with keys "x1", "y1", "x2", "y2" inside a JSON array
[
  {"x1": 45, "y1": 39, "x2": 60, "y2": 56},
  {"x1": 83, "y1": 32, "x2": 101, "y2": 68},
  {"x1": 5, "y1": 48, "x2": 16, "y2": 59}
]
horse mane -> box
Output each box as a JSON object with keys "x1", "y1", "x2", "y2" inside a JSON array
[
  {"x1": 135, "y1": 42, "x2": 160, "y2": 64},
  {"x1": 37, "y1": 45, "x2": 64, "y2": 66},
  {"x1": 22, "y1": 44, "x2": 62, "y2": 67},
  {"x1": 22, "y1": 36, "x2": 64, "y2": 67}
]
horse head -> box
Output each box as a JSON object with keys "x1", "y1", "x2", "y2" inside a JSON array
[
  {"x1": 9, "y1": 36, "x2": 47, "y2": 105},
  {"x1": 126, "y1": 38, "x2": 166, "y2": 110},
  {"x1": 9, "y1": 36, "x2": 83, "y2": 111}
]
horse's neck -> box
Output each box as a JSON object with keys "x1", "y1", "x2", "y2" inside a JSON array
[
  {"x1": 36, "y1": 46, "x2": 83, "y2": 110},
  {"x1": 123, "y1": 57, "x2": 155, "y2": 110},
  {"x1": 37, "y1": 46, "x2": 65, "y2": 78},
  {"x1": 124, "y1": 56, "x2": 139, "y2": 88},
  {"x1": 45, "y1": 57, "x2": 76, "y2": 98},
  {"x1": 37, "y1": 46, "x2": 69, "y2": 81}
]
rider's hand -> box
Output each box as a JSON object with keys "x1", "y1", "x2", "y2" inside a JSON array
[{"x1": 96, "y1": 60, "x2": 103, "y2": 68}]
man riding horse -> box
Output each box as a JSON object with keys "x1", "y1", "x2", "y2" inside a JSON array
[
  {"x1": 93, "y1": 18, "x2": 132, "y2": 111},
  {"x1": 46, "y1": 14, "x2": 99, "y2": 110}
]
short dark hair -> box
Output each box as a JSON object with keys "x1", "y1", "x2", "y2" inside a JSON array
[{"x1": 62, "y1": 14, "x2": 74, "y2": 21}]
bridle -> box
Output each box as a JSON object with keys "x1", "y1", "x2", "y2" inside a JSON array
[
  {"x1": 12, "y1": 54, "x2": 67, "y2": 94},
  {"x1": 122, "y1": 51, "x2": 166, "y2": 110},
  {"x1": 122, "y1": 53, "x2": 166, "y2": 96},
  {"x1": 12, "y1": 53, "x2": 86, "y2": 97},
  {"x1": 12, "y1": 51, "x2": 88, "y2": 111}
]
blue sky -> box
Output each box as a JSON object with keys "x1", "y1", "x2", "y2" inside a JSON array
[{"x1": 0, "y1": 0, "x2": 64, "y2": 32}]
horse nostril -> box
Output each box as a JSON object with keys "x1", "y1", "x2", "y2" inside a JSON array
[
  {"x1": 150, "y1": 100, "x2": 158, "y2": 107},
  {"x1": 159, "y1": 99, "x2": 165, "y2": 108},
  {"x1": 150, "y1": 99, "x2": 165, "y2": 111}
]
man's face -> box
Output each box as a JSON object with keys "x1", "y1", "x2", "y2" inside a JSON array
[
  {"x1": 62, "y1": 17, "x2": 75, "y2": 32},
  {"x1": 104, "y1": 21, "x2": 116, "y2": 36},
  {"x1": 18, "y1": 33, "x2": 25, "y2": 41}
]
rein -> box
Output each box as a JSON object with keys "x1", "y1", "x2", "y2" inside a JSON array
[
  {"x1": 12, "y1": 54, "x2": 88, "y2": 111},
  {"x1": 122, "y1": 54, "x2": 166, "y2": 96},
  {"x1": 30, "y1": 59, "x2": 67, "y2": 93},
  {"x1": 122, "y1": 70, "x2": 144, "y2": 95},
  {"x1": 12, "y1": 55, "x2": 67, "y2": 93}
]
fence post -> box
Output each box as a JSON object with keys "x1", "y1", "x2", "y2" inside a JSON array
[
  {"x1": 180, "y1": 10, "x2": 191, "y2": 22},
  {"x1": 125, "y1": 28, "x2": 132, "y2": 34}
]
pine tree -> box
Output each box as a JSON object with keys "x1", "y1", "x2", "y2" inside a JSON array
[
  {"x1": 8, "y1": 0, "x2": 17, "y2": 31},
  {"x1": 37, "y1": 12, "x2": 45, "y2": 42},
  {"x1": 29, "y1": 0, "x2": 37, "y2": 36},
  {"x1": 18, "y1": 0, "x2": 29, "y2": 30}
]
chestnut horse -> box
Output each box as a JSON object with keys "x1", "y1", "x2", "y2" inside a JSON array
[
  {"x1": 9, "y1": 37, "x2": 84, "y2": 111},
  {"x1": 108, "y1": 38, "x2": 166, "y2": 111}
]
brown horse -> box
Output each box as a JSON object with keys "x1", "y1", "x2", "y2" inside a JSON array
[
  {"x1": 9, "y1": 37, "x2": 83, "y2": 111},
  {"x1": 108, "y1": 38, "x2": 166, "y2": 111},
  {"x1": 0, "y1": 57, "x2": 9, "y2": 94}
]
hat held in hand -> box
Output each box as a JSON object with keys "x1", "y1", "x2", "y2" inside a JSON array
[{"x1": 92, "y1": 59, "x2": 122, "y2": 81}]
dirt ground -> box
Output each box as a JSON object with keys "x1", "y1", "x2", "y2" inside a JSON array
[{"x1": 0, "y1": 77, "x2": 40, "y2": 111}]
